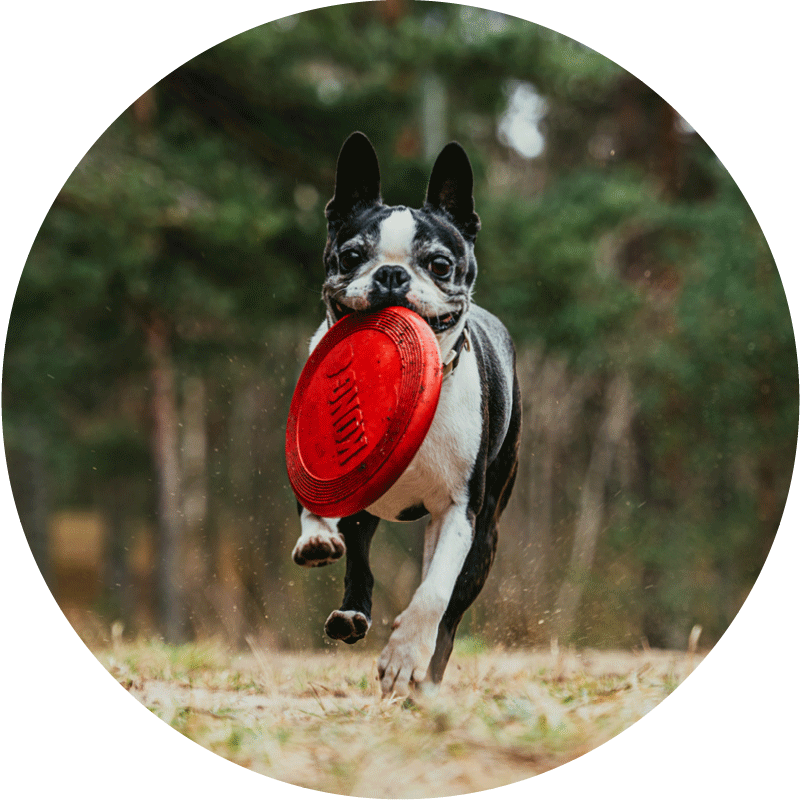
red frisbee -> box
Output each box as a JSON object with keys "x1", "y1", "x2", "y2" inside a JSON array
[{"x1": 286, "y1": 306, "x2": 442, "y2": 518}]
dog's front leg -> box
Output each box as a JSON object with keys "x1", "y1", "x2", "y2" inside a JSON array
[
  {"x1": 325, "y1": 510, "x2": 379, "y2": 643},
  {"x1": 377, "y1": 503, "x2": 473, "y2": 696},
  {"x1": 292, "y1": 508, "x2": 345, "y2": 567}
]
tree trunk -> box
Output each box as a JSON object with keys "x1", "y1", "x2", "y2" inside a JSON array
[
  {"x1": 181, "y1": 374, "x2": 213, "y2": 637},
  {"x1": 421, "y1": 72, "x2": 447, "y2": 162},
  {"x1": 379, "y1": 0, "x2": 408, "y2": 26},
  {"x1": 7, "y1": 422, "x2": 51, "y2": 588},
  {"x1": 145, "y1": 316, "x2": 187, "y2": 643},
  {"x1": 555, "y1": 374, "x2": 632, "y2": 641},
  {"x1": 523, "y1": 349, "x2": 593, "y2": 639},
  {"x1": 102, "y1": 480, "x2": 135, "y2": 626}
]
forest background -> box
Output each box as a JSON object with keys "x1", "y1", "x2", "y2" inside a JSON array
[{"x1": 4, "y1": 0, "x2": 797, "y2": 656}]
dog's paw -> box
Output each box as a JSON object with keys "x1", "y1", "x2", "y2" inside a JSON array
[
  {"x1": 377, "y1": 611, "x2": 437, "y2": 696},
  {"x1": 292, "y1": 527, "x2": 345, "y2": 567},
  {"x1": 325, "y1": 609, "x2": 371, "y2": 644}
]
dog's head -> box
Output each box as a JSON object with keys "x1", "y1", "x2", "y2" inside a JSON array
[{"x1": 321, "y1": 132, "x2": 480, "y2": 354}]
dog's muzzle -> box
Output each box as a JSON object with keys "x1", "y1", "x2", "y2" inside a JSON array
[
  {"x1": 328, "y1": 264, "x2": 463, "y2": 333},
  {"x1": 331, "y1": 297, "x2": 463, "y2": 334}
]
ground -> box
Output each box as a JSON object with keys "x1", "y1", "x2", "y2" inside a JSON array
[{"x1": 97, "y1": 638, "x2": 703, "y2": 797}]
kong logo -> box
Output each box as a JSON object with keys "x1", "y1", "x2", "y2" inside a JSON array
[{"x1": 326, "y1": 344, "x2": 368, "y2": 467}]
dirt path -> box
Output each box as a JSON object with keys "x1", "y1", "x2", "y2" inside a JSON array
[{"x1": 98, "y1": 641, "x2": 702, "y2": 797}]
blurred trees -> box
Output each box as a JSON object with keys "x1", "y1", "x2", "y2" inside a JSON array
[{"x1": 4, "y1": 2, "x2": 795, "y2": 650}]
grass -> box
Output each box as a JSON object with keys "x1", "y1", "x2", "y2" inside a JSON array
[{"x1": 96, "y1": 638, "x2": 702, "y2": 797}]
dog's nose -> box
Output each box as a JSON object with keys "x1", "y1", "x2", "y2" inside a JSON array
[{"x1": 373, "y1": 265, "x2": 410, "y2": 292}]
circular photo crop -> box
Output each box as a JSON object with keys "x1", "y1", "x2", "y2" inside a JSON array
[{"x1": 4, "y1": 2, "x2": 797, "y2": 796}]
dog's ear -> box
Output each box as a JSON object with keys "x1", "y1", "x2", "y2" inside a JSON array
[
  {"x1": 325, "y1": 132, "x2": 381, "y2": 227},
  {"x1": 424, "y1": 142, "x2": 480, "y2": 242}
]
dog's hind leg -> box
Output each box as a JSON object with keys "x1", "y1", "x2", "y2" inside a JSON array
[{"x1": 325, "y1": 510, "x2": 380, "y2": 644}]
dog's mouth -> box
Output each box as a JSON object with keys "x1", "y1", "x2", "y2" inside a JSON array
[{"x1": 331, "y1": 299, "x2": 462, "y2": 333}]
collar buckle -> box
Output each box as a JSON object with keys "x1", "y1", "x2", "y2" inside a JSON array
[{"x1": 441, "y1": 326, "x2": 470, "y2": 380}]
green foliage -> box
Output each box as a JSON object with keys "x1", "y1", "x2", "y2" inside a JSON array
[
  {"x1": 478, "y1": 167, "x2": 651, "y2": 366},
  {"x1": 3, "y1": 2, "x2": 795, "y2": 648}
]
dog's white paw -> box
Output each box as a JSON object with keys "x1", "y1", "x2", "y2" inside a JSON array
[
  {"x1": 377, "y1": 609, "x2": 438, "y2": 696},
  {"x1": 292, "y1": 517, "x2": 345, "y2": 567},
  {"x1": 325, "y1": 609, "x2": 371, "y2": 643}
]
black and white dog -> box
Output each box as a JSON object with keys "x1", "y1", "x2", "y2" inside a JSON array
[{"x1": 292, "y1": 132, "x2": 521, "y2": 695}]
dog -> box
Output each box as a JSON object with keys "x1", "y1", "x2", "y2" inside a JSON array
[{"x1": 291, "y1": 132, "x2": 521, "y2": 695}]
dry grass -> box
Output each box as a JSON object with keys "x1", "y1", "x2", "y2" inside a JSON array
[{"x1": 96, "y1": 637, "x2": 703, "y2": 797}]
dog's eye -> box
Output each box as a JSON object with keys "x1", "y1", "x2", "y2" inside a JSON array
[
  {"x1": 339, "y1": 249, "x2": 364, "y2": 272},
  {"x1": 427, "y1": 255, "x2": 453, "y2": 278}
]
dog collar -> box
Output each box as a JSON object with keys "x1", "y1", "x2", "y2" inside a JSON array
[{"x1": 441, "y1": 325, "x2": 469, "y2": 379}]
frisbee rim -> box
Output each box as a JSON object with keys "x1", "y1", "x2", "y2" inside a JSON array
[{"x1": 286, "y1": 306, "x2": 442, "y2": 518}]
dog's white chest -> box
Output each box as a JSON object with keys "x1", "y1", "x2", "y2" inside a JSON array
[{"x1": 366, "y1": 348, "x2": 482, "y2": 520}]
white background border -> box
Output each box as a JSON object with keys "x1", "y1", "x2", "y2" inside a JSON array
[{"x1": 2, "y1": 1, "x2": 797, "y2": 797}]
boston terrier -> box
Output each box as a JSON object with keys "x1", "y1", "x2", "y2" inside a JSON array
[{"x1": 291, "y1": 132, "x2": 521, "y2": 696}]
